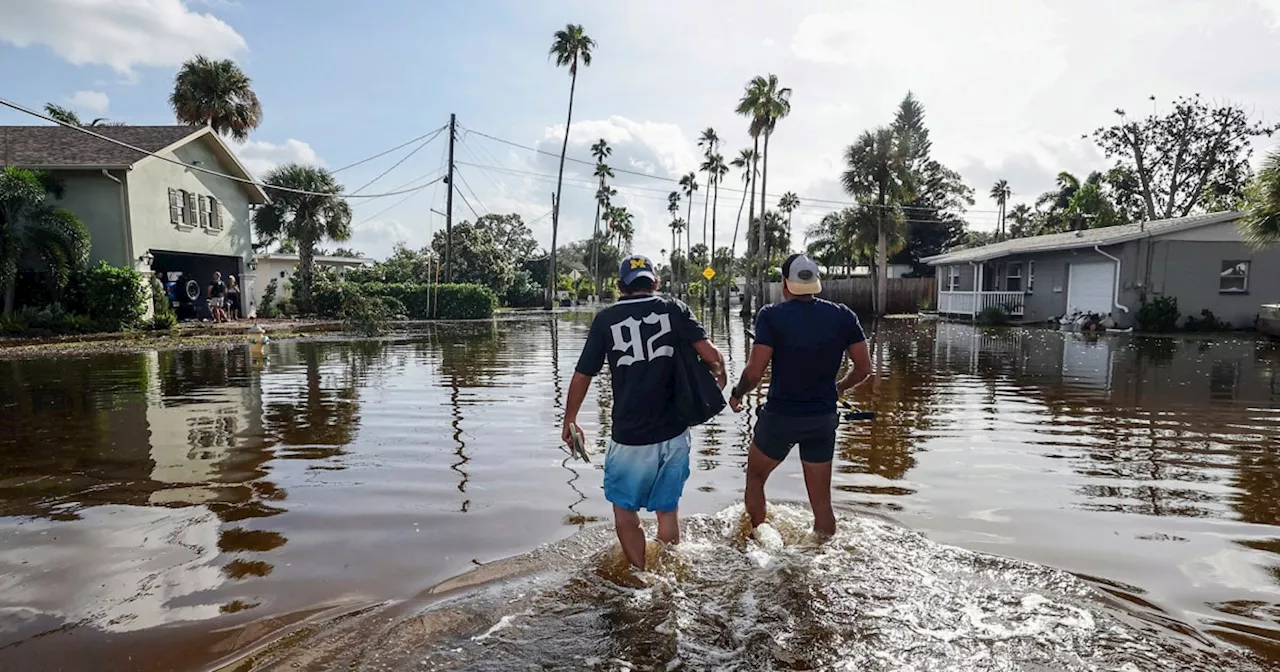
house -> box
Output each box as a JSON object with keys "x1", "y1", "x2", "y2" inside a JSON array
[
  {"x1": 251, "y1": 252, "x2": 374, "y2": 311},
  {"x1": 923, "y1": 212, "x2": 1280, "y2": 329},
  {"x1": 0, "y1": 125, "x2": 269, "y2": 317}
]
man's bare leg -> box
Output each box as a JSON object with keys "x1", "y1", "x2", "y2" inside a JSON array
[
  {"x1": 801, "y1": 459, "x2": 836, "y2": 537},
  {"x1": 745, "y1": 444, "x2": 782, "y2": 529},
  {"x1": 655, "y1": 509, "x2": 680, "y2": 545},
  {"x1": 613, "y1": 505, "x2": 647, "y2": 569}
]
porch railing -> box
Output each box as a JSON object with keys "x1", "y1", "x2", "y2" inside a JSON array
[{"x1": 939, "y1": 291, "x2": 1026, "y2": 317}]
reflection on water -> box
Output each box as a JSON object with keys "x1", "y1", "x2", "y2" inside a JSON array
[{"x1": 0, "y1": 317, "x2": 1278, "y2": 670}]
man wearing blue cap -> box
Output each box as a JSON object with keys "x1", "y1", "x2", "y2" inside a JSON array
[
  {"x1": 728, "y1": 253, "x2": 872, "y2": 538},
  {"x1": 564, "y1": 254, "x2": 726, "y2": 570}
]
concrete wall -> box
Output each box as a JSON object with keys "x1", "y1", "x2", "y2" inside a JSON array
[
  {"x1": 1146, "y1": 240, "x2": 1280, "y2": 328},
  {"x1": 44, "y1": 170, "x2": 130, "y2": 267}
]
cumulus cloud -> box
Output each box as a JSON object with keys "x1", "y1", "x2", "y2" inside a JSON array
[
  {"x1": 346, "y1": 218, "x2": 414, "y2": 259},
  {"x1": 0, "y1": 0, "x2": 246, "y2": 74},
  {"x1": 67, "y1": 90, "x2": 110, "y2": 114},
  {"x1": 233, "y1": 139, "x2": 324, "y2": 178},
  {"x1": 541, "y1": 116, "x2": 701, "y2": 180}
]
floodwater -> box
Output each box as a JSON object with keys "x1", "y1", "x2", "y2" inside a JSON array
[{"x1": 1, "y1": 315, "x2": 1279, "y2": 671}]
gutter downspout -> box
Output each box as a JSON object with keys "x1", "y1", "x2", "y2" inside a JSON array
[
  {"x1": 1093, "y1": 245, "x2": 1130, "y2": 315},
  {"x1": 970, "y1": 261, "x2": 981, "y2": 319},
  {"x1": 101, "y1": 169, "x2": 134, "y2": 266}
]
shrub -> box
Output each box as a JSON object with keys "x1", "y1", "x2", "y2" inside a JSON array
[
  {"x1": 1137, "y1": 296, "x2": 1179, "y2": 333},
  {"x1": 310, "y1": 279, "x2": 344, "y2": 318},
  {"x1": 503, "y1": 270, "x2": 544, "y2": 308},
  {"x1": 307, "y1": 282, "x2": 496, "y2": 320},
  {"x1": 83, "y1": 261, "x2": 146, "y2": 330},
  {"x1": 1184, "y1": 309, "x2": 1231, "y2": 332},
  {"x1": 431, "y1": 284, "x2": 498, "y2": 319},
  {"x1": 978, "y1": 305, "x2": 1009, "y2": 326},
  {"x1": 150, "y1": 276, "x2": 178, "y2": 326},
  {"x1": 341, "y1": 287, "x2": 403, "y2": 337},
  {"x1": 148, "y1": 311, "x2": 178, "y2": 331},
  {"x1": 258, "y1": 279, "x2": 280, "y2": 318},
  {"x1": 8, "y1": 304, "x2": 102, "y2": 335}
]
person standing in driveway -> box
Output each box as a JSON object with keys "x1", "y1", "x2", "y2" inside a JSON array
[
  {"x1": 563, "y1": 255, "x2": 727, "y2": 570},
  {"x1": 208, "y1": 271, "x2": 228, "y2": 323},
  {"x1": 728, "y1": 254, "x2": 873, "y2": 538}
]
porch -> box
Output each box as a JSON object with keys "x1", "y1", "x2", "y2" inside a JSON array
[
  {"x1": 936, "y1": 259, "x2": 1031, "y2": 318},
  {"x1": 938, "y1": 291, "x2": 1026, "y2": 317}
]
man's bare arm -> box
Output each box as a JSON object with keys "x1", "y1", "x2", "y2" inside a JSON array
[
  {"x1": 730, "y1": 344, "x2": 774, "y2": 401},
  {"x1": 692, "y1": 339, "x2": 728, "y2": 389},
  {"x1": 562, "y1": 372, "x2": 593, "y2": 444},
  {"x1": 836, "y1": 341, "x2": 872, "y2": 395}
]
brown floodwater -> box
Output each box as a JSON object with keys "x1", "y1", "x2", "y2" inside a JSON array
[{"x1": 2, "y1": 314, "x2": 1279, "y2": 670}]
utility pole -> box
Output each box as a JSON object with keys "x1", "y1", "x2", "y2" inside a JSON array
[
  {"x1": 445, "y1": 113, "x2": 456, "y2": 282},
  {"x1": 548, "y1": 191, "x2": 558, "y2": 308}
]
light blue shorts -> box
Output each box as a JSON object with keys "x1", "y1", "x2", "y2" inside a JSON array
[{"x1": 603, "y1": 431, "x2": 691, "y2": 513}]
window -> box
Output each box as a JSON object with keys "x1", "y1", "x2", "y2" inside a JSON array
[
  {"x1": 198, "y1": 195, "x2": 210, "y2": 227},
  {"x1": 1006, "y1": 262, "x2": 1023, "y2": 293},
  {"x1": 168, "y1": 188, "x2": 183, "y2": 225},
  {"x1": 947, "y1": 266, "x2": 961, "y2": 292},
  {"x1": 208, "y1": 197, "x2": 222, "y2": 229},
  {"x1": 1027, "y1": 260, "x2": 1035, "y2": 293},
  {"x1": 183, "y1": 190, "x2": 196, "y2": 227},
  {"x1": 1220, "y1": 260, "x2": 1250, "y2": 293}
]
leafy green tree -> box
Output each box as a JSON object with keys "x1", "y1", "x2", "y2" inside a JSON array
[
  {"x1": 888, "y1": 93, "x2": 971, "y2": 273},
  {"x1": 330, "y1": 247, "x2": 364, "y2": 258},
  {"x1": 1034, "y1": 171, "x2": 1083, "y2": 234},
  {"x1": 0, "y1": 168, "x2": 90, "y2": 316},
  {"x1": 475, "y1": 213, "x2": 538, "y2": 260},
  {"x1": 990, "y1": 179, "x2": 1011, "y2": 240},
  {"x1": 347, "y1": 244, "x2": 435, "y2": 284},
  {"x1": 843, "y1": 127, "x2": 910, "y2": 314},
  {"x1": 546, "y1": 24, "x2": 596, "y2": 309},
  {"x1": 1243, "y1": 148, "x2": 1280, "y2": 248},
  {"x1": 430, "y1": 220, "x2": 516, "y2": 295},
  {"x1": 169, "y1": 55, "x2": 263, "y2": 141},
  {"x1": 1092, "y1": 94, "x2": 1279, "y2": 220},
  {"x1": 252, "y1": 164, "x2": 352, "y2": 313},
  {"x1": 736, "y1": 74, "x2": 792, "y2": 312}
]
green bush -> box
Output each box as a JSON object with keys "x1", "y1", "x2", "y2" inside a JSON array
[
  {"x1": 503, "y1": 270, "x2": 544, "y2": 308},
  {"x1": 978, "y1": 305, "x2": 1009, "y2": 326},
  {"x1": 6, "y1": 305, "x2": 102, "y2": 335},
  {"x1": 150, "y1": 276, "x2": 178, "y2": 326},
  {"x1": 258, "y1": 279, "x2": 280, "y2": 318},
  {"x1": 310, "y1": 279, "x2": 344, "y2": 318},
  {"x1": 434, "y1": 284, "x2": 498, "y2": 319},
  {"x1": 148, "y1": 311, "x2": 178, "y2": 331},
  {"x1": 1184, "y1": 309, "x2": 1231, "y2": 332},
  {"x1": 308, "y1": 282, "x2": 496, "y2": 320},
  {"x1": 341, "y1": 287, "x2": 404, "y2": 337},
  {"x1": 83, "y1": 261, "x2": 146, "y2": 330},
  {"x1": 1137, "y1": 296, "x2": 1179, "y2": 333}
]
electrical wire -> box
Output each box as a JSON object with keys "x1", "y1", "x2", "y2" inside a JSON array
[
  {"x1": 454, "y1": 179, "x2": 481, "y2": 219},
  {"x1": 354, "y1": 175, "x2": 446, "y2": 225},
  {"x1": 330, "y1": 124, "x2": 447, "y2": 174},
  {"x1": 0, "y1": 97, "x2": 441, "y2": 199},
  {"x1": 349, "y1": 127, "x2": 447, "y2": 195},
  {"x1": 453, "y1": 167, "x2": 489, "y2": 216}
]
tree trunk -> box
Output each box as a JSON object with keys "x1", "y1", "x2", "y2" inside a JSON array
[
  {"x1": 710, "y1": 175, "x2": 719, "y2": 310},
  {"x1": 2, "y1": 281, "x2": 14, "y2": 318},
  {"x1": 876, "y1": 188, "x2": 888, "y2": 316},
  {"x1": 298, "y1": 238, "x2": 315, "y2": 314},
  {"x1": 685, "y1": 196, "x2": 694, "y2": 300},
  {"x1": 548, "y1": 68, "x2": 578, "y2": 309},
  {"x1": 757, "y1": 130, "x2": 772, "y2": 311},
  {"x1": 741, "y1": 137, "x2": 759, "y2": 318}
]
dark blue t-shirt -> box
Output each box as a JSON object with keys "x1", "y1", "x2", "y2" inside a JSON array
[
  {"x1": 754, "y1": 298, "x2": 865, "y2": 416},
  {"x1": 575, "y1": 295, "x2": 707, "y2": 445}
]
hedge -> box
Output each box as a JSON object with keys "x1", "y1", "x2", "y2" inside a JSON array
[{"x1": 312, "y1": 282, "x2": 497, "y2": 320}]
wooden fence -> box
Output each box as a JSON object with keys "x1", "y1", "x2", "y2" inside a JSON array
[{"x1": 766, "y1": 277, "x2": 936, "y2": 314}]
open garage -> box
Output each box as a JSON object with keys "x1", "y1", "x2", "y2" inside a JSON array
[{"x1": 151, "y1": 251, "x2": 244, "y2": 321}]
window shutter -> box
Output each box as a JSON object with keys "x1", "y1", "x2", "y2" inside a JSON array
[
  {"x1": 168, "y1": 188, "x2": 180, "y2": 224},
  {"x1": 183, "y1": 190, "x2": 195, "y2": 226},
  {"x1": 210, "y1": 197, "x2": 221, "y2": 229},
  {"x1": 197, "y1": 195, "x2": 208, "y2": 227}
]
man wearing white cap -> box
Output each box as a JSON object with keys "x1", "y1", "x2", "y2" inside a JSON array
[{"x1": 728, "y1": 253, "x2": 872, "y2": 538}]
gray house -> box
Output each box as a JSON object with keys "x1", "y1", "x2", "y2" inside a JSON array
[
  {"x1": 1, "y1": 125, "x2": 269, "y2": 316},
  {"x1": 923, "y1": 212, "x2": 1280, "y2": 329}
]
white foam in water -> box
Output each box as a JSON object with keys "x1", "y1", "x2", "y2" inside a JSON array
[{"x1": 753, "y1": 522, "x2": 784, "y2": 550}]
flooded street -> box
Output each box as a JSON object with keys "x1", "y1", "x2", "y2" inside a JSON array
[{"x1": 2, "y1": 314, "x2": 1280, "y2": 670}]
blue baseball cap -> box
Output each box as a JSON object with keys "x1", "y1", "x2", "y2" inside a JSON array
[{"x1": 619, "y1": 255, "x2": 657, "y2": 285}]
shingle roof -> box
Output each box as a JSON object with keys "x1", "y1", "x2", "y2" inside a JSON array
[
  {"x1": 0, "y1": 125, "x2": 201, "y2": 169},
  {"x1": 923, "y1": 211, "x2": 1246, "y2": 265}
]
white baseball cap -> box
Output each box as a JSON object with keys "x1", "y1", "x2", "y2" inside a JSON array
[{"x1": 782, "y1": 254, "x2": 821, "y2": 295}]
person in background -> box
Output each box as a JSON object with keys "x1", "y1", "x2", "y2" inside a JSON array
[
  {"x1": 226, "y1": 275, "x2": 242, "y2": 321},
  {"x1": 728, "y1": 253, "x2": 873, "y2": 538},
  {"x1": 208, "y1": 271, "x2": 228, "y2": 323},
  {"x1": 563, "y1": 255, "x2": 727, "y2": 571}
]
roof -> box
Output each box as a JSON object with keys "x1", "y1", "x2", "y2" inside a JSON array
[
  {"x1": 0, "y1": 125, "x2": 269, "y2": 204},
  {"x1": 0, "y1": 125, "x2": 200, "y2": 168},
  {"x1": 255, "y1": 253, "x2": 374, "y2": 266},
  {"x1": 923, "y1": 211, "x2": 1246, "y2": 265}
]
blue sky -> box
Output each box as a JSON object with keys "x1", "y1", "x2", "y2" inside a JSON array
[{"x1": 4, "y1": 0, "x2": 1280, "y2": 260}]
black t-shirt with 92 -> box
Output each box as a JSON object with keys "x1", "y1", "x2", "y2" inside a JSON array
[{"x1": 575, "y1": 295, "x2": 707, "y2": 446}]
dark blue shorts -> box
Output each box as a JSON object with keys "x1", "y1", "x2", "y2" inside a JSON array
[{"x1": 753, "y1": 408, "x2": 839, "y2": 463}]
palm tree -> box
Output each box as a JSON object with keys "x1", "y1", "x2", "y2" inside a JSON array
[
  {"x1": 1006, "y1": 203, "x2": 1033, "y2": 239},
  {"x1": 546, "y1": 24, "x2": 596, "y2": 310},
  {"x1": 842, "y1": 127, "x2": 910, "y2": 315},
  {"x1": 670, "y1": 217, "x2": 687, "y2": 286},
  {"x1": 1243, "y1": 148, "x2": 1280, "y2": 248},
  {"x1": 667, "y1": 190, "x2": 682, "y2": 296},
  {"x1": 737, "y1": 74, "x2": 792, "y2": 312},
  {"x1": 44, "y1": 103, "x2": 122, "y2": 127},
  {"x1": 762, "y1": 211, "x2": 788, "y2": 268},
  {"x1": 0, "y1": 168, "x2": 90, "y2": 316},
  {"x1": 778, "y1": 192, "x2": 800, "y2": 253},
  {"x1": 169, "y1": 55, "x2": 263, "y2": 141},
  {"x1": 990, "y1": 179, "x2": 1011, "y2": 241},
  {"x1": 680, "y1": 172, "x2": 699, "y2": 293},
  {"x1": 728, "y1": 148, "x2": 757, "y2": 311},
  {"x1": 252, "y1": 164, "x2": 352, "y2": 314},
  {"x1": 698, "y1": 128, "x2": 720, "y2": 257},
  {"x1": 590, "y1": 139, "x2": 612, "y2": 298},
  {"x1": 702, "y1": 152, "x2": 729, "y2": 307},
  {"x1": 612, "y1": 207, "x2": 635, "y2": 252}
]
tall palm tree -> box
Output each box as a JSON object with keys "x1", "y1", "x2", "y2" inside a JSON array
[
  {"x1": 737, "y1": 74, "x2": 792, "y2": 312},
  {"x1": 680, "y1": 172, "x2": 699, "y2": 293},
  {"x1": 668, "y1": 190, "x2": 682, "y2": 296},
  {"x1": 1006, "y1": 203, "x2": 1033, "y2": 239},
  {"x1": 703, "y1": 152, "x2": 728, "y2": 307},
  {"x1": 0, "y1": 168, "x2": 90, "y2": 316},
  {"x1": 1243, "y1": 148, "x2": 1280, "y2": 248},
  {"x1": 590, "y1": 139, "x2": 612, "y2": 298},
  {"x1": 728, "y1": 148, "x2": 757, "y2": 310},
  {"x1": 778, "y1": 192, "x2": 800, "y2": 253},
  {"x1": 842, "y1": 127, "x2": 910, "y2": 315},
  {"x1": 697, "y1": 128, "x2": 720, "y2": 258},
  {"x1": 252, "y1": 164, "x2": 352, "y2": 314},
  {"x1": 990, "y1": 179, "x2": 1011, "y2": 241},
  {"x1": 612, "y1": 207, "x2": 635, "y2": 252},
  {"x1": 546, "y1": 24, "x2": 596, "y2": 310},
  {"x1": 169, "y1": 55, "x2": 263, "y2": 141},
  {"x1": 44, "y1": 103, "x2": 122, "y2": 127}
]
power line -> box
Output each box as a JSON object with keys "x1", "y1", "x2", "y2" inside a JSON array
[
  {"x1": 454, "y1": 180, "x2": 481, "y2": 219},
  {"x1": 331, "y1": 124, "x2": 447, "y2": 174},
  {"x1": 453, "y1": 167, "x2": 489, "y2": 216},
  {"x1": 354, "y1": 175, "x2": 446, "y2": 225},
  {"x1": 350, "y1": 165, "x2": 447, "y2": 208},
  {"x1": 0, "y1": 97, "x2": 443, "y2": 199},
  {"x1": 349, "y1": 127, "x2": 447, "y2": 195}
]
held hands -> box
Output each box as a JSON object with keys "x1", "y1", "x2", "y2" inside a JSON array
[{"x1": 729, "y1": 394, "x2": 744, "y2": 413}]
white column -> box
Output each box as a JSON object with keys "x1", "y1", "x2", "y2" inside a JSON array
[
  {"x1": 241, "y1": 272, "x2": 258, "y2": 319},
  {"x1": 973, "y1": 263, "x2": 984, "y2": 318}
]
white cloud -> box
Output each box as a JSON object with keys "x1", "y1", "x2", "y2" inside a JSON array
[
  {"x1": 233, "y1": 139, "x2": 323, "y2": 177},
  {"x1": 346, "y1": 218, "x2": 414, "y2": 258},
  {"x1": 67, "y1": 90, "x2": 109, "y2": 114},
  {"x1": 544, "y1": 116, "x2": 701, "y2": 179},
  {"x1": 0, "y1": 0, "x2": 246, "y2": 74}
]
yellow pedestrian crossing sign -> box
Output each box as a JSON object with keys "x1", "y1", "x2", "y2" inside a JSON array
[{"x1": 702, "y1": 266, "x2": 716, "y2": 281}]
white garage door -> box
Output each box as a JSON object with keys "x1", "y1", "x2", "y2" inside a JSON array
[{"x1": 1066, "y1": 261, "x2": 1116, "y2": 316}]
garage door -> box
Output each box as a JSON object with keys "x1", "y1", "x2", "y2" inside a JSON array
[{"x1": 1066, "y1": 261, "x2": 1116, "y2": 316}]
